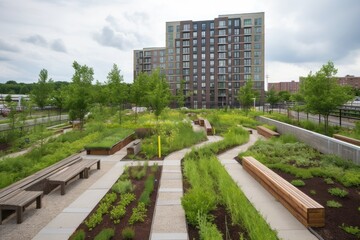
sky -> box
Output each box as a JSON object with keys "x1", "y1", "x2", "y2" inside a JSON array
[{"x1": 0, "y1": 0, "x2": 360, "y2": 85}]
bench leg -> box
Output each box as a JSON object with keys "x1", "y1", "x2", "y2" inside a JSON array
[
  {"x1": 80, "y1": 171, "x2": 84, "y2": 179},
  {"x1": 97, "y1": 161, "x2": 100, "y2": 169},
  {"x1": 61, "y1": 183, "x2": 66, "y2": 195},
  {"x1": 0, "y1": 208, "x2": 2, "y2": 225},
  {"x1": 84, "y1": 169, "x2": 89, "y2": 179},
  {"x1": 36, "y1": 196, "x2": 42, "y2": 209},
  {"x1": 16, "y1": 206, "x2": 23, "y2": 224}
]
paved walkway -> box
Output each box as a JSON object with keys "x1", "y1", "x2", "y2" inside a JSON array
[
  {"x1": 217, "y1": 130, "x2": 318, "y2": 240},
  {"x1": 150, "y1": 124, "x2": 222, "y2": 240}
]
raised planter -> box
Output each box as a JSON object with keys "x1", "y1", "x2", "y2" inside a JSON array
[
  {"x1": 333, "y1": 134, "x2": 360, "y2": 146},
  {"x1": 85, "y1": 133, "x2": 135, "y2": 155}
]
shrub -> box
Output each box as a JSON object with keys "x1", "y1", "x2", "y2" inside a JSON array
[
  {"x1": 70, "y1": 230, "x2": 85, "y2": 240},
  {"x1": 291, "y1": 179, "x2": 305, "y2": 187},
  {"x1": 310, "y1": 190, "x2": 316, "y2": 195},
  {"x1": 129, "y1": 202, "x2": 147, "y2": 225},
  {"x1": 197, "y1": 212, "x2": 223, "y2": 240},
  {"x1": 328, "y1": 188, "x2": 348, "y2": 198},
  {"x1": 94, "y1": 228, "x2": 115, "y2": 240},
  {"x1": 122, "y1": 227, "x2": 135, "y2": 239},
  {"x1": 112, "y1": 179, "x2": 134, "y2": 194},
  {"x1": 324, "y1": 178, "x2": 334, "y2": 185},
  {"x1": 340, "y1": 224, "x2": 360, "y2": 237},
  {"x1": 326, "y1": 200, "x2": 342, "y2": 208}
]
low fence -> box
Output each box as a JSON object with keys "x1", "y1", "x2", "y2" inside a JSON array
[{"x1": 257, "y1": 116, "x2": 360, "y2": 165}]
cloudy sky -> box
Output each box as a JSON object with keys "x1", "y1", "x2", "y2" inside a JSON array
[{"x1": 0, "y1": 0, "x2": 360, "y2": 84}]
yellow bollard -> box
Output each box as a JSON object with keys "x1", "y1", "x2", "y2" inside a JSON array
[{"x1": 158, "y1": 135, "x2": 161, "y2": 158}]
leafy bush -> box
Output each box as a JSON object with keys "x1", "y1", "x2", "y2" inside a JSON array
[
  {"x1": 197, "y1": 212, "x2": 223, "y2": 240},
  {"x1": 70, "y1": 230, "x2": 85, "y2": 240},
  {"x1": 326, "y1": 200, "x2": 342, "y2": 208},
  {"x1": 110, "y1": 193, "x2": 136, "y2": 223},
  {"x1": 94, "y1": 228, "x2": 115, "y2": 240},
  {"x1": 129, "y1": 202, "x2": 147, "y2": 225},
  {"x1": 122, "y1": 227, "x2": 135, "y2": 239},
  {"x1": 324, "y1": 178, "x2": 334, "y2": 185},
  {"x1": 139, "y1": 175, "x2": 155, "y2": 206},
  {"x1": 328, "y1": 188, "x2": 348, "y2": 198},
  {"x1": 340, "y1": 224, "x2": 360, "y2": 237},
  {"x1": 291, "y1": 179, "x2": 305, "y2": 187}
]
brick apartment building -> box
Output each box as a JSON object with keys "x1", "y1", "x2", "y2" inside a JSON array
[
  {"x1": 268, "y1": 81, "x2": 299, "y2": 93},
  {"x1": 134, "y1": 12, "x2": 265, "y2": 108}
]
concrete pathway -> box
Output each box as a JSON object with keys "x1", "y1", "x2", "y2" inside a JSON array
[
  {"x1": 150, "y1": 123, "x2": 222, "y2": 240},
  {"x1": 217, "y1": 130, "x2": 318, "y2": 240}
]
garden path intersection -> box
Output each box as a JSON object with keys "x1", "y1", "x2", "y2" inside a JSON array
[{"x1": 0, "y1": 125, "x2": 318, "y2": 240}]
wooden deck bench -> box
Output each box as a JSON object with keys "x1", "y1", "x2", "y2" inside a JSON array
[
  {"x1": 203, "y1": 119, "x2": 213, "y2": 136},
  {"x1": 47, "y1": 159, "x2": 100, "y2": 195},
  {"x1": 256, "y1": 126, "x2": 280, "y2": 139},
  {"x1": 198, "y1": 118, "x2": 205, "y2": 127},
  {"x1": 242, "y1": 156, "x2": 325, "y2": 227},
  {"x1": 333, "y1": 134, "x2": 360, "y2": 146},
  {"x1": 0, "y1": 190, "x2": 43, "y2": 224},
  {"x1": 127, "y1": 139, "x2": 141, "y2": 155}
]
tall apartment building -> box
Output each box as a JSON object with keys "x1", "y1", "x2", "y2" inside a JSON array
[{"x1": 134, "y1": 12, "x2": 265, "y2": 108}]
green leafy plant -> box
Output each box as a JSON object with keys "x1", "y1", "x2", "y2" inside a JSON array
[
  {"x1": 326, "y1": 200, "x2": 342, "y2": 208},
  {"x1": 310, "y1": 190, "x2": 316, "y2": 195},
  {"x1": 70, "y1": 229, "x2": 85, "y2": 240},
  {"x1": 340, "y1": 224, "x2": 360, "y2": 237},
  {"x1": 110, "y1": 193, "x2": 136, "y2": 224},
  {"x1": 94, "y1": 228, "x2": 115, "y2": 240},
  {"x1": 112, "y1": 179, "x2": 134, "y2": 194},
  {"x1": 197, "y1": 212, "x2": 223, "y2": 240},
  {"x1": 328, "y1": 188, "x2": 348, "y2": 198},
  {"x1": 291, "y1": 179, "x2": 305, "y2": 187},
  {"x1": 122, "y1": 227, "x2": 135, "y2": 239},
  {"x1": 129, "y1": 202, "x2": 147, "y2": 225},
  {"x1": 324, "y1": 178, "x2": 335, "y2": 184}
]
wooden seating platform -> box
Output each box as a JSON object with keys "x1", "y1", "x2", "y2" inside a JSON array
[
  {"x1": 242, "y1": 156, "x2": 325, "y2": 227},
  {"x1": 256, "y1": 126, "x2": 280, "y2": 139},
  {"x1": 47, "y1": 158, "x2": 100, "y2": 195},
  {"x1": 333, "y1": 134, "x2": 360, "y2": 146},
  {"x1": 203, "y1": 119, "x2": 213, "y2": 136},
  {"x1": 127, "y1": 139, "x2": 141, "y2": 155},
  {"x1": 0, "y1": 190, "x2": 43, "y2": 224}
]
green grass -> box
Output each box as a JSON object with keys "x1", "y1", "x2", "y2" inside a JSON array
[
  {"x1": 291, "y1": 179, "x2": 305, "y2": 187},
  {"x1": 84, "y1": 128, "x2": 134, "y2": 149},
  {"x1": 328, "y1": 188, "x2": 349, "y2": 198},
  {"x1": 326, "y1": 200, "x2": 342, "y2": 208}
]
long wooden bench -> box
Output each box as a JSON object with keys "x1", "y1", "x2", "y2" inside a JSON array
[
  {"x1": 0, "y1": 189, "x2": 43, "y2": 224},
  {"x1": 256, "y1": 126, "x2": 280, "y2": 139},
  {"x1": 127, "y1": 139, "x2": 141, "y2": 155},
  {"x1": 47, "y1": 159, "x2": 100, "y2": 195},
  {"x1": 242, "y1": 156, "x2": 325, "y2": 227},
  {"x1": 333, "y1": 134, "x2": 360, "y2": 146},
  {"x1": 203, "y1": 119, "x2": 213, "y2": 136}
]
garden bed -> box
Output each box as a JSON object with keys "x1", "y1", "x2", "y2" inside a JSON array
[
  {"x1": 85, "y1": 130, "x2": 135, "y2": 155},
  {"x1": 70, "y1": 163, "x2": 161, "y2": 240}
]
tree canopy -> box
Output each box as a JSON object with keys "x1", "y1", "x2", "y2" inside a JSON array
[
  {"x1": 31, "y1": 69, "x2": 54, "y2": 109},
  {"x1": 237, "y1": 79, "x2": 258, "y2": 114}
]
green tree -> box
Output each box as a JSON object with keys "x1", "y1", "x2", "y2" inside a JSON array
[
  {"x1": 266, "y1": 87, "x2": 279, "y2": 111},
  {"x1": 5, "y1": 94, "x2": 12, "y2": 104},
  {"x1": 176, "y1": 79, "x2": 186, "y2": 108},
  {"x1": 237, "y1": 79, "x2": 257, "y2": 115},
  {"x1": 278, "y1": 91, "x2": 291, "y2": 103},
  {"x1": 146, "y1": 69, "x2": 171, "y2": 121},
  {"x1": 300, "y1": 61, "x2": 354, "y2": 133},
  {"x1": 65, "y1": 61, "x2": 94, "y2": 129},
  {"x1": 50, "y1": 86, "x2": 67, "y2": 121},
  {"x1": 131, "y1": 72, "x2": 149, "y2": 122},
  {"x1": 107, "y1": 64, "x2": 127, "y2": 124},
  {"x1": 31, "y1": 69, "x2": 54, "y2": 110}
]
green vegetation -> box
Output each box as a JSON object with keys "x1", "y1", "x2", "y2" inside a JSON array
[
  {"x1": 239, "y1": 135, "x2": 360, "y2": 187},
  {"x1": 84, "y1": 128, "x2": 134, "y2": 149},
  {"x1": 94, "y1": 228, "x2": 115, "y2": 240},
  {"x1": 310, "y1": 190, "x2": 316, "y2": 195},
  {"x1": 121, "y1": 227, "x2": 135, "y2": 239},
  {"x1": 324, "y1": 178, "x2": 335, "y2": 185},
  {"x1": 197, "y1": 212, "x2": 223, "y2": 240},
  {"x1": 182, "y1": 126, "x2": 278, "y2": 240},
  {"x1": 70, "y1": 230, "x2": 85, "y2": 240},
  {"x1": 291, "y1": 179, "x2": 305, "y2": 187},
  {"x1": 326, "y1": 200, "x2": 342, "y2": 208},
  {"x1": 129, "y1": 202, "x2": 147, "y2": 225},
  {"x1": 340, "y1": 224, "x2": 360, "y2": 238},
  {"x1": 110, "y1": 193, "x2": 136, "y2": 224},
  {"x1": 139, "y1": 175, "x2": 155, "y2": 206},
  {"x1": 328, "y1": 188, "x2": 349, "y2": 198},
  {"x1": 111, "y1": 179, "x2": 134, "y2": 194}
]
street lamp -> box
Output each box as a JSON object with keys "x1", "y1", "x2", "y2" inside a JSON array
[{"x1": 252, "y1": 97, "x2": 256, "y2": 110}]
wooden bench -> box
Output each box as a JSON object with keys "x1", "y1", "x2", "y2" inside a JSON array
[
  {"x1": 127, "y1": 139, "x2": 141, "y2": 155},
  {"x1": 203, "y1": 119, "x2": 213, "y2": 136},
  {"x1": 242, "y1": 156, "x2": 324, "y2": 227},
  {"x1": 47, "y1": 159, "x2": 100, "y2": 195},
  {"x1": 256, "y1": 126, "x2": 280, "y2": 139},
  {"x1": 0, "y1": 190, "x2": 43, "y2": 224},
  {"x1": 198, "y1": 118, "x2": 205, "y2": 127},
  {"x1": 333, "y1": 134, "x2": 360, "y2": 146}
]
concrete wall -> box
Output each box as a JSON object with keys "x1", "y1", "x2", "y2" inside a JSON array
[{"x1": 257, "y1": 116, "x2": 360, "y2": 165}]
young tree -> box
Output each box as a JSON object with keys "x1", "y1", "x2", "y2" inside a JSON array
[
  {"x1": 131, "y1": 72, "x2": 149, "y2": 122},
  {"x1": 65, "y1": 61, "x2": 94, "y2": 129},
  {"x1": 266, "y1": 87, "x2": 279, "y2": 111},
  {"x1": 237, "y1": 79, "x2": 257, "y2": 115},
  {"x1": 50, "y1": 86, "x2": 67, "y2": 121},
  {"x1": 176, "y1": 79, "x2": 186, "y2": 108},
  {"x1": 107, "y1": 64, "x2": 127, "y2": 124},
  {"x1": 146, "y1": 69, "x2": 171, "y2": 121},
  {"x1": 300, "y1": 61, "x2": 353, "y2": 133},
  {"x1": 31, "y1": 69, "x2": 54, "y2": 110}
]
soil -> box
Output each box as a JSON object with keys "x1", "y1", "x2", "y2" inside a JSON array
[
  {"x1": 273, "y1": 170, "x2": 360, "y2": 240},
  {"x1": 0, "y1": 142, "x2": 10, "y2": 152},
  {"x1": 69, "y1": 166, "x2": 162, "y2": 240}
]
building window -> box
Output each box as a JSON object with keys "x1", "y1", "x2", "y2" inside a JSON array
[
  {"x1": 254, "y1": 74, "x2": 260, "y2": 80},
  {"x1": 210, "y1": 46, "x2": 214, "y2": 52},
  {"x1": 219, "y1": 20, "x2": 226, "y2": 27},
  {"x1": 228, "y1": 28, "x2": 232, "y2": 35},
  {"x1": 254, "y1": 51, "x2": 261, "y2": 57},
  {"x1": 201, "y1": 54, "x2": 206, "y2": 60},
  {"x1": 168, "y1": 25, "x2": 173, "y2": 32},
  {"x1": 183, "y1": 32, "x2": 190, "y2": 38},
  {"x1": 201, "y1": 31, "x2": 206, "y2": 37},
  {"x1": 193, "y1": 68, "x2": 198, "y2": 74},
  {"x1": 183, "y1": 55, "x2": 190, "y2": 61},
  {"x1": 193, "y1": 46, "x2": 197, "y2": 52},
  {"x1": 201, "y1": 46, "x2": 206, "y2": 52},
  {"x1": 244, "y1": 19, "x2": 252, "y2": 26},
  {"x1": 218, "y1": 67, "x2": 226, "y2": 74},
  {"x1": 210, "y1": 22, "x2": 214, "y2": 29},
  {"x1": 201, "y1": 75, "x2": 206, "y2": 81},
  {"x1": 193, "y1": 61, "x2": 198, "y2": 67},
  {"x1": 244, "y1": 51, "x2": 251, "y2": 58},
  {"x1": 244, "y1": 28, "x2": 252, "y2": 35},
  {"x1": 228, "y1": 44, "x2": 232, "y2": 50},
  {"x1": 201, "y1": 38, "x2": 206, "y2": 45},
  {"x1": 254, "y1": 35, "x2": 261, "y2": 42},
  {"x1": 254, "y1": 43, "x2": 261, "y2": 49},
  {"x1": 254, "y1": 58, "x2": 261, "y2": 65},
  {"x1": 234, "y1": 19, "x2": 240, "y2": 27},
  {"x1": 201, "y1": 68, "x2": 206, "y2": 74},
  {"x1": 245, "y1": 74, "x2": 251, "y2": 80},
  {"x1": 254, "y1": 66, "x2": 261, "y2": 73},
  {"x1": 210, "y1": 30, "x2": 214, "y2": 37},
  {"x1": 210, "y1": 60, "x2": 214, "y2": 66},
  {"x1": 244, "y1": 66, "x2": 251, "y2": 73},
  {"x1": 183, "y1": 62, "x2": 190, "y2": 68},
  {"x1": 233, "y1": 59, "x2": 240, "y2": 65},
  {"x1": 234, "y1": 67, "x2": 240, "y2": 73},
  {"x1": 210, "y1": 38, "x2": 214, "y2": 45},
  {"x1": 255, "y1": 18, "x2": 262, "y2": 26},
  {"x1": 219, "y1": 29, "x2": 226, "y2": 36},
  {"x1": 193, "y1": 31, "x2": 197, "y2": 38},
  {"x1": 244, "y1": 36, "x2": 252, "y2": 42},
  {"x1": 202, "y1": 23, "x2": 206, "y2": 30},
  {"x1": 219, "y1": 52, "x2": 226, "y2": 59},
  {"x1": 210, "y1": 53, "x2": 215, "y2": 59},
  {"x1": 255, "y1": 27, "x2": 262, "y2": 33},
  {"x1": 183, "y1": 47, "x2": 190, "y2": 54},
  {"x1": 183, "y1": 23, "x2": 191, "y2": 31},
  {"x1": 193, "y1": 23, "x2": 198, "y2": 31},
  {"x1": 202, "y1": 60, "x2": 206, "y2": 67},
  {"x1": 218, "y1": 59, "x2": 226, "y2": 67},
  {"x1": 219, "y1": 45, "x2": 226, "y2": 52},
  {"x1": 244, "y1": 43, "x2": 252, "y2": 50},
  {"x1": 233, "y1": 51, "x2": 240, "y2": 58},
  {"x1": 244, "y1": 59, "x2": 251, "y2": 65},
  {"x1": 234, "y1": 36, "x2": 240, "y2": 43},
  {"x1": 218, "y1": 37, "x2": 226, "y2": 44},
  {"x1": 234, "y1": 28, "x2": 240, "y2": 35}
]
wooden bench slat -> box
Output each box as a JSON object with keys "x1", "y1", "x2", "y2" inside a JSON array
[
  {"x1": 256, "y1": 126, "x2": 280, "y2": 138},
  {"x1": 242, "y1": 156, "x2": 324, "y2": 227}
]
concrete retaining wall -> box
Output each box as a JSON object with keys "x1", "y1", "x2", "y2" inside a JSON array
[{"x1": 257, "y1": 116, "x2": 360, "y2": 165}]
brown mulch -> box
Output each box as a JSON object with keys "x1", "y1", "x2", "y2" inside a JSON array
[
  {"x1": 0, "y1": 142, "x2": 10, "y2": 152},
  {"x1": 70, "y1": 166, "x2": 162, "y2": 240}
]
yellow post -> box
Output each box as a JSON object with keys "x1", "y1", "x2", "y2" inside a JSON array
[{"x1": 158, "y1": 135, "x2": 161, "y2": 158}]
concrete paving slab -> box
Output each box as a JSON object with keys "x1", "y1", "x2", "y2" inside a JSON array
[
  {"x1": 151, "y1": 232, "x2": 188, "y2": 240},
  {"x1": 160, "y1": 179, "x2": 183, "y2": 188},
  {"x1": 277, "y1": 230, "x2": 318, "y2": 240},
  {"x1": 161, "y1": 172, "x2": 182, "y2": 179},
  {"x1": 163, "y1": 160, "x2": 181, "y2": 166},
  {"x1": 62, "y1": 207, "x2": 93, "y2": 213},
  {"x1": 156, "y1": 200, "x2": 182, "y2": 206},
  {"x1": 33, "y1": 228, "x2": 76, "y2": 240},
  {"x1": 44, "y1": 212, "x2": 89, "y2": 229},
  {"x1": 157, "y1": 192, "x2": 183, "y2": 201},
  {"x1": 64, "y1": 189, "x2": 108, "y2": 209},
  {"x1": 151, "y1": 205, "x2": 187, "y2": 232},
  {"x1": 162, "y1": 165, "x2": 182, "y2": 172},
  {"x1": 159, "y1": 188, "x2": 183, "y2": 193}
]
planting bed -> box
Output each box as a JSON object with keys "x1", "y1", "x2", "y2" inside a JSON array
[
  {"x1": 70, "y1": 164, "x2": 161, "y2": 240},
  {"x1": 274, "y1": 170, "x2": 360, "y2": 240},
  {"x1": 85, "y1": 132, "x2": 134, "y2": 155}
]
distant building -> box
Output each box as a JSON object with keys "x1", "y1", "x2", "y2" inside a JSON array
[
  {"x1": 338, "y1": 75, "x2": 360, "y2": 89},
  {"x1": 268, "y1": 81, "x2": 299, "y2": 93},
  {"x1": 134, "y1": 12, "x2": 265, "y2": 108}
]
